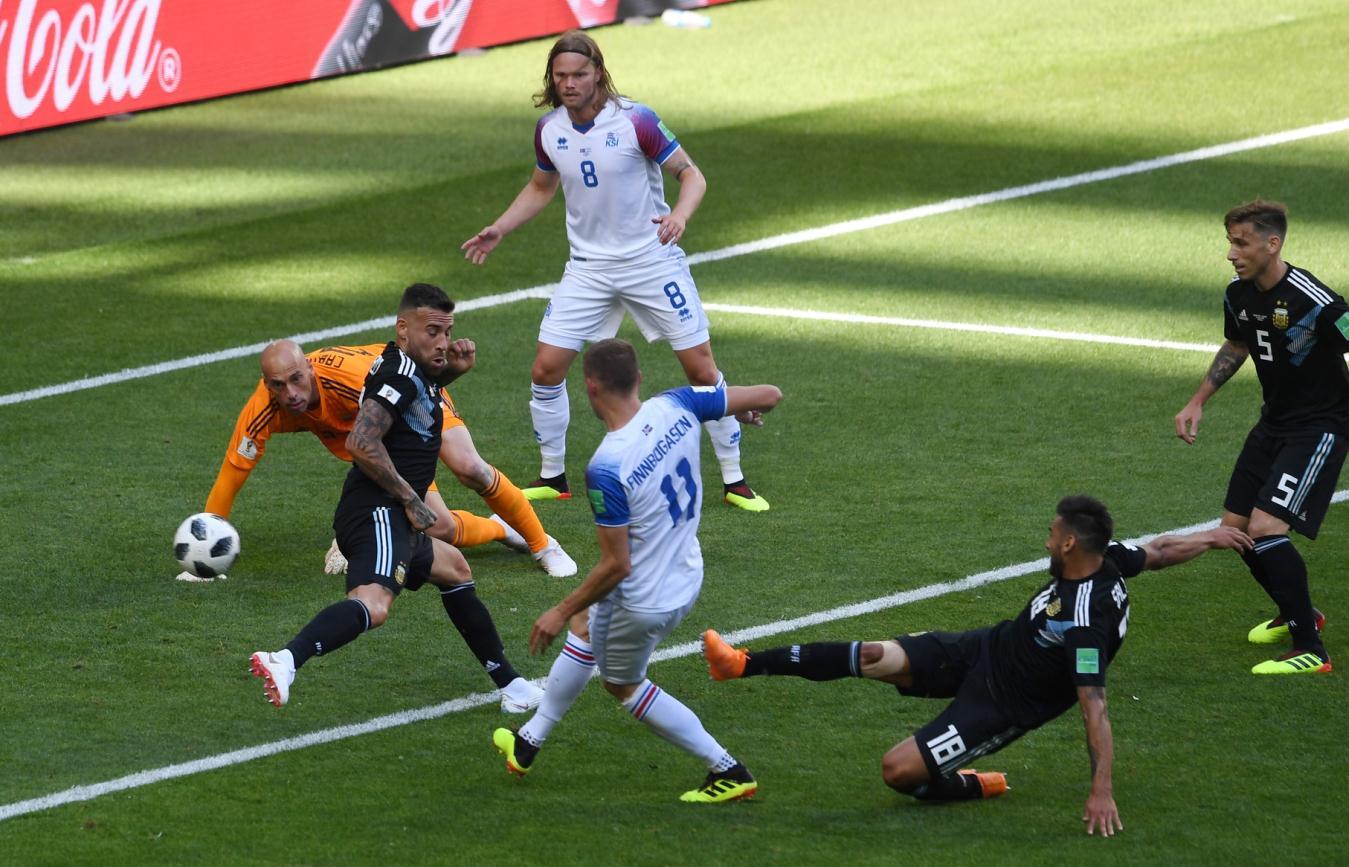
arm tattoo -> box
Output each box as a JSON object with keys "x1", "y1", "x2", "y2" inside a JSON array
[
  {"x1": 1205, "y1": 342, "x2": 1247, "y2": 390},
  {"x1": 1082, "y1": 685, "x2": 1109, "y2": 775},
  {"x1": 349, "y1": 401, "x2": 415, "y2": 503},
  {"x1": 668, "y1": 158, "x2": 693, "y2": 179}
]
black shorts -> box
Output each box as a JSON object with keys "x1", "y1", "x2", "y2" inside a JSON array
[
  {"x1": 1224, "y1": 423, "x2": 1346, "y2": 539},
  {"x1": 896, "y1": 629, "x2": 1027, "y2": 780},
  {"x1": 333, "y1": 503, "x2": 433, "y2": 595}
]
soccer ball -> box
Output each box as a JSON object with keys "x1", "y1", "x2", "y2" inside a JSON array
[{"x1": 174, "y1": 513, "x2": 240, "y2": 578}]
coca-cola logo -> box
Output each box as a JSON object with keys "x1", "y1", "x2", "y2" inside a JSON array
[{"x1": 0, "y1": 0, "x2": 176, "y2": 120}]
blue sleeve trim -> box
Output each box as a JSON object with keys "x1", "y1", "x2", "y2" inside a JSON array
[
  {"x1": 662, "y1": 385, "x2": 726, "y2": 422},
  {"x1": 586, "y1": 463, "x2": 630, "y2": 526},
  {"x1": 656, "y1": 139, "x2": 680, "y2": 164}
]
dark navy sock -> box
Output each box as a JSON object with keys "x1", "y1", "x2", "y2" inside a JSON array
[
  {"x1": 1253, "y1": 535, "x2": 1325, "y2": 658},
  {"x1": 743, "y1": 641, "x2": 861, "y2": 680},
  {"x1": 285, "y1": 598, "x2": 370, "y2": 668},
  {"x1": 440, "y1": 582, "x2": 519, "y2": 688}
]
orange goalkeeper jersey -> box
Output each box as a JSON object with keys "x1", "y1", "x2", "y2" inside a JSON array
[{"x1": 205, "y1": 344, "x2": 461, "y2": 516}]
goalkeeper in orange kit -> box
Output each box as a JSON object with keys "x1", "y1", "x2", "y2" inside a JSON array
[{"x1": 184, "y1": 339, "x2": 576, "y2": 581}]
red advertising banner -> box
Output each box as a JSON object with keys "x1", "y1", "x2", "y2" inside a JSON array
[{"x1": 0, "y1": 0, "x2": 738, "y2": 137}]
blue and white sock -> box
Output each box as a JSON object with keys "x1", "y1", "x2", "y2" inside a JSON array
[
  {"x1": 518, "y1": 633, "x2": 594, "y2": 746},
  {"x1": 530, "y1": 381, "x2": 569, "y2": 479},
  {"x1": 622, "y1": 679, "x2": 727, "y2": 767},
  {"x1": 701, "y1": 372, "x2": 743, "y2": 484}
]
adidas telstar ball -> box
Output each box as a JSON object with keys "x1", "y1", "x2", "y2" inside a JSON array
[{"x1": 174, "y1": 513, "x2": 240, "y2": 578}]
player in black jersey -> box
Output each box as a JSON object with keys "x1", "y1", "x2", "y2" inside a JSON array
[
  {"x1": 1175, "y1": 200, "x2": 1349, "y2": 675},
  {"x1": 248, "y1": 284, "x2": 543, "y2": 712},
  {"x1": 701, "y1": 497, "x2": 1252, "y2": 836}
]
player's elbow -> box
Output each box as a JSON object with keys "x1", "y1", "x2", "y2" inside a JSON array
[
  {"x1": 346, "y1": 432, "x2": 373, "y2": 464},
  {"x1": 604, "y1": 557, "x2": 632, "y2": 583}
]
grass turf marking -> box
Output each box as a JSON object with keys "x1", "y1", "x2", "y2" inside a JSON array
[
  {"x1": 703, "y1": 304, "x2": 1220, "y2": 354},
  {"x1": 3, "y1": 496, "x2": 1344, "y2": 824},
  {"x1": 3, "y1": 116, "x2": 1346, "y2": 409}
]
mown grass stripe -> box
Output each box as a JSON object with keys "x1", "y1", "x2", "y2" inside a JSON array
[
  {"x1": 4, "y1": 494, "x2": 1344, "y2": 823},
  {"x1": 3, "y1": 118, "x2": 1345, "y2": 409}
]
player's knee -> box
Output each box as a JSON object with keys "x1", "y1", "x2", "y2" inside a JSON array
[
  {"x1": 881, "y1": 753, "x2": 923, "y2": 794},
  {"x1": 684, "y1": 363, "x2": 719, "y2": 387},
  {"x1": 858, "y1": 641, "x2": 886, "y2": 668},
  {"x1": 1247, "y1": 509, "x2": 1288, "y2": 538},
  {"x1": 602, "y1": 680, "x2": 637, "y2": 701},
  {"x1": 531, "y1": 357, "x2": 568, "y2": 385},
  {"x1": 450, "y1": 459, "x2": 493, "y2": 493},
  {"x1": 363, "y1": 598, "x2": 391, "y2": 629},
  {"x1": 444, "y1": 559, "x2": 472, "y2": 585}
]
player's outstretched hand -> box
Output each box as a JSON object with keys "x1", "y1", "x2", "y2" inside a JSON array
[
  {"x1": 1082, "y1": 791, "x2": 1123, "y2": 837},
  {"x1": 1207, "y1": 525, "x2": 1254, "y2": 552},
  {"x1": 530, "y1": 606, "x2": 566, "y2": 656},
  {"x1": 652, "y1": 214, "x2": 686, "y2": 245},
  {"x1": 1174, "y1": 401, "x2": 1203, "y2": 444},
  {"x1": 461, "y1": 226, "x2": 503, "y2": 264},
  {"x1": 734, "y1": 409, "x2": 764, "y2": 427}
]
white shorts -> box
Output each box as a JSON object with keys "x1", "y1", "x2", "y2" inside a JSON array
[
  {"x1": 538, "y1": 245, "x2": 711, "y2": 352},
  {"x1": 588, "y1": 596, "x2": 696, "y2": 684}
]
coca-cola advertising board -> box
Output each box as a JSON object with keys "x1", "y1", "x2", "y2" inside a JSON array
[{"x1": 0, "y1": 0, "x2": 740, "y2": 137}]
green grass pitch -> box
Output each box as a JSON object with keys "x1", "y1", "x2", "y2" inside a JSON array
[{"x1": 2, "y1": 0, "x2": 1347, "y2": 863}]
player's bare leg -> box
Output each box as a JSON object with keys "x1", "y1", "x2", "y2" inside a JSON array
[
  {"x1": 439, "y1": 425, "x2": 576, "y2": 577},
  {"x1": 673, "y1": 341, "x2": 768, "y2": 512}
]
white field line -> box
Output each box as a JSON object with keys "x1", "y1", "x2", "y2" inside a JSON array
[
  {"x1": 0, "y1": 287, "x2": 554, "y2": 408},
  {"x1": 4, "y1": 117, "x2": 1347, "y2": 409},
  {"x1": 703, "y1": 303, "x2": 1220, "y2": 353},
  {"x1": 4, "y1": 493, "x2": 1345, "y2": 823}
]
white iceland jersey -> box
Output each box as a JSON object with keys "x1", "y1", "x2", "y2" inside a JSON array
[
  {"x1": 585, "y1": 385, "x2": 727, "y2": 612},
  {"x1": 535, "y1": 100, "x2": 680, "y2": 262}
]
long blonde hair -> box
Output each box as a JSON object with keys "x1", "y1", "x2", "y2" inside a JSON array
[{"x1": 534, "y1": 30, "x2": 622, "y2": 111}]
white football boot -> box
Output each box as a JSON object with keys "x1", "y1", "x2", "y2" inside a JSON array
[
  {"x1": 488, "y1": 514, "x2": 532, "y2": 554},
  {"x1": 534, "y1": 536, "x2": 578, "y2": 579},
  {"x1": 250, "y1": 650, "x2": 296, "y2": 707},
  {"x1": 500, "y1": 677, "x2": 545, "y2": 713}
]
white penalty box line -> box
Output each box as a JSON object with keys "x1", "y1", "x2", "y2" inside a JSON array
[
  {"x1": 3, "y1": 116, "x2": 1348, "y2": 409},
  {"x1": 4, "y1": 495, "x2": 1343, "y2": 824}
]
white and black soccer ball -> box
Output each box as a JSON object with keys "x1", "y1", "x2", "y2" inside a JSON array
[{"x1": 174, "y1": 513, "x2": 240, "y2": 578}]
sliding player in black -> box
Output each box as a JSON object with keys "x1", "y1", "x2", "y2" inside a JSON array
[{"x1": 703, "y1": 497, "x2": 1251, "y2": 836}]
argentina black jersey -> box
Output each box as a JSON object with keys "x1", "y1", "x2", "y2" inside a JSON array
[
  {"x1": 339, "y1": 342, "x2": 444, "y2": 509},
  {"x1": 1223, "y1": 264, "x2": 1349, "y2": 434},
  {"x1": 984, "y1": 543, "x2": 1142, "y2": 728}
]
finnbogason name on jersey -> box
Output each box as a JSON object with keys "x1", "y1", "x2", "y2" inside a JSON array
[{"x1": 625, "y1": 416, "x2": 696, "y2": 489}]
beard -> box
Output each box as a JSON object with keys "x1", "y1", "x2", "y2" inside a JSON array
[{"x1": 1048, "y1": 553, "x2": 1064, "y2": 580}]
